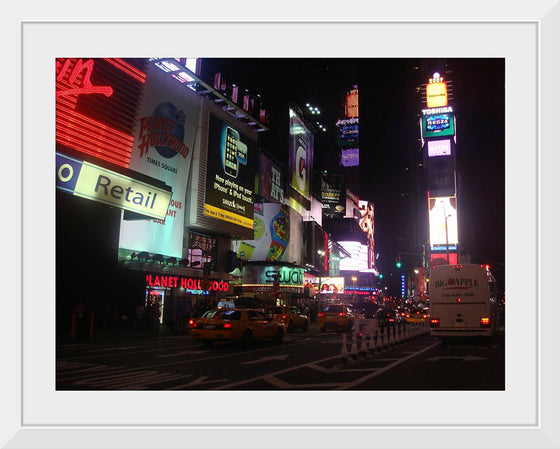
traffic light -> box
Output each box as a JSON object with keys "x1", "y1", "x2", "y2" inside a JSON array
[
  {"x1": 379, "y1": 273, "x2": 384, "y2": 279},
  {"x1": 395, "y1": 256, "x2": 402, "y2": 269}
]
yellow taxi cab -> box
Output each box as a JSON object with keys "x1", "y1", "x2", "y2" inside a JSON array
[
  {"x1": 265, "y1": 305, "x2": 309, "y2": 332},
  {"x1": 318, "y1": 303, "x2": 353, "y2": 332},
  {"x1": 405, "y1": 308, "x2": 429, "y2": 323},
  {"x1": 189, "y1": 308, "x2": 284, "y2": 346}
]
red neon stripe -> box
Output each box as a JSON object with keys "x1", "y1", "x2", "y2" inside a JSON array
[
  {"x1": 57, "y1": 108, "x2": 134, "y2": 146},
  {"x1": 57, "y1": 104, "x2": 134, "y2": 142},
  {"x1": 56, "y1": 133, "x2": 131, "y2": 168},
  {"x1": 103, "y1": 58, "x2": 147, "y2": 83},
  {"x1": 56, "y1": 123, "x2": 132, "y2": 158},
  {"x1": 56, "y1": 126, "x2": 132, "y2": 160}
]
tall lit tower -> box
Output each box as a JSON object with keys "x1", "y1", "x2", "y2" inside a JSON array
[{"x1": 419, "y1": 71, "x2": 459, "y2": 268}]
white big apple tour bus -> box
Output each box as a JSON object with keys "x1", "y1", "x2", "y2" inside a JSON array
[{"x1": 429, "y1": 264, "x2": 500, "y2": 339}]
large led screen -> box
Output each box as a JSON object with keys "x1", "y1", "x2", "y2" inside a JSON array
[
  {"x1": 422, "y1": 112, "x2": 455, "y2": 138},
  {"x1": 320, "y1": 277, "x2": 345, "y2": 293},
  {"x1": 236, "y1": 203, "x2": 290, "y2": 262},
  {"x1": 338, "y1": 241, "x2": 368, "y2": 272},
  {"x1": 427, "y1": 139, "x2": 452, "y2": 157},
  {"x1": 204, "y1": 114, "x2": 256, "y2": 229},
  {"x1": 288, "y1": 108, "x2": 314, "y2": 211},
  {"x1": 358, "y1": 200, "x2": 375, "y2": 270},
  {"x1": 428, "y1": 196, "x2": 458, "y2": 250}
]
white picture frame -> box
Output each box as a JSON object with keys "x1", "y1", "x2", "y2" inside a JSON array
[{"x1": 5, "y1": 1, "x2": 559, "y2": 447}]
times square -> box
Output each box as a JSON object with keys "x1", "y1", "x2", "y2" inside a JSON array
[{"x1": 11, "y1": 15, "x2": 558, "y2": 449}]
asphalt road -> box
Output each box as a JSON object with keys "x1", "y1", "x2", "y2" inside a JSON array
[{"x1": 56, "y1": 322, "x2": 504, "y2": 390}]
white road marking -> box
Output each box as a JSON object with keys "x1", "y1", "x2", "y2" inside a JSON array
[
  {"x1": 241, "y1": 355, "x2": 289, "y2": 365},
  {"x1": 426, "y1": 355, "x2": 487, "y2": 362}
]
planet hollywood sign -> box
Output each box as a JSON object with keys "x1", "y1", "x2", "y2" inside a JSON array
[{"x1": 145, "y1": 274, "x2": 230, "y2": 292}]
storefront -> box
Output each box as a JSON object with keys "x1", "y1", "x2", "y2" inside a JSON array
[{"x1": 144, "y1": 273, "x2": 231, "y2": 329}]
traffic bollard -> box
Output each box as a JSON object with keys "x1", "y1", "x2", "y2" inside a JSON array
[{"x1": 340, "y1": 332, "x2": 349, "y2": 364}]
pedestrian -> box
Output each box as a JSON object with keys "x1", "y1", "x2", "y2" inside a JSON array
[
  {"x1": 73, "y1": 300, "x2": 86, "y2": 338},
  {"x1": 135, "y1": 303, "x2": 145, "y2": 331}
]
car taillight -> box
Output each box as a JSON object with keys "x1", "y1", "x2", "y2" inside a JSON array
[
  {"x1": 480, "y1": 317, "x2": 491, "y2": 327},
  {"x1": 223, "y1": 322, "x2": 232, "y2": 329},
  {"x1": 188, "y1": 319, "x2": 194, "y2": 325},
  {"x1": 282, "y1": 315, "x2": 287, "y2": 319},
  {"x1": 423, "y1": 314, "x2": 427, "y2": 319},
  {"x1": 339, "y1": 312, "x2": 346, "y2": 317},
  {"x1": 430, "y1": 318, "x2": 440, "y2": 327},
  {"x1": 318, "y1": 312, "x2": 324, "y2": 317},
  {"x1": 389, "y1": 318, "x2": 394, "y2": 322}
]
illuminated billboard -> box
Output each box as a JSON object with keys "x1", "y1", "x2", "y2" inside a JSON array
[
  {"x1": 431, "y1": 252, "x2": 458, "y2": 266},
  {"x1": 203, "y1": 114, "x2": 256, "y2": 229},
  {"x1": 320, "y1": 277, "x2": 345, "y2": 294},
  {"x1": 422, "y1": 112, "x2": 455, "y2": 138},
  {"x1": 236, "y1": 203, "x2": 290, "y2": 262},
  {"x1": 288, "y1": 108, "x2": 314, "y2": 212},
  {"x1": 428, "y1": 196, "x2": 458, "y2": 250},
  {"x1": 338, "y1": 241, "x2": 368, "y2": 272},
  {"x1": 426, "y1": 81, "x2": 448, "y2": 108},
  {"x1": 258, "y1": 153, "x2": 284, "y2": 203},
  {"x1": 56, "y1": 152, "x2": 171, "y2": 220},
  {"x1": 119, "y1": 63, "x2": 200, "y2": 258},
  {"x1": 345, "y1": 88, "x2": 359, "y2": 118},
  {"x1": 358, "y1": 200, "x2": 375, "y2": 269},
  {"x1": 340, "y1": 148, "x2": 359, "y2": 167},
  {"x1": 322, "y1": 177, "x2": 346, "y2": 216},
  {"x1": 427, "y1": 139, "x2": 452, "y2": 157}
]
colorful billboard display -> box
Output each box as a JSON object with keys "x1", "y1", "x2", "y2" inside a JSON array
[
  {"x1": 119, "y1": 63, "x2": 201, "y2": 258},
  {"x1": 258, "y1": 152, "x2": 284, "y2": 203},
  {"x1": 203, "y1": 114, "x2": 256, "y2": 229},
  {"x1": 336, "y1": 118, "x2": 360, "y2": 148},
  {"x1": 428, "y1": 195, "x2": 458, "y2": 250},
  {"x1": 358, "y1": 200, "x2": 375, "y2": 269},
  {"x1": 236, "y1": 203, "x2": 290, "y2": 262},
  {"x1": 422, "y1": 111, "x2": 455, "y2": 138},
  {"x1": 288, "y1": 108, "x2": 314, "y2": 211},
  {"x1": 320, "y1": 277, "x2": 345, "y2": 294}
]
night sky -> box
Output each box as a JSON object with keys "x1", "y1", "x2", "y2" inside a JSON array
[{"x1": 198, "y1": 58, "x2": 505, "y2": 291}]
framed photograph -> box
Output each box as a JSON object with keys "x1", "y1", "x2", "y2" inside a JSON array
[{"x1": 6, "y1": 1, "x2": 559, "y2": 447}]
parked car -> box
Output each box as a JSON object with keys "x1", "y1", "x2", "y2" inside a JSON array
[
  {"x1": 189, "y1": 308, "x2": 285, "y2": 346},
  {"x1": 318, "y1": 303, "x2": 354, "y2": 332},
  {"x1": 265, "y1": 306, "x2": 309, "y2": 332}
]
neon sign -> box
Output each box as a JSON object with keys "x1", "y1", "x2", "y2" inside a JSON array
[
  {"x1": 56, "y1": 58, "x2": 147, "y2": 169},
  {"x1": 56, "y1": 59, "x2": 114, "y2": 98},
  {"x1": 145, "y1": 274, "x2": 230, "y2": 292}
]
